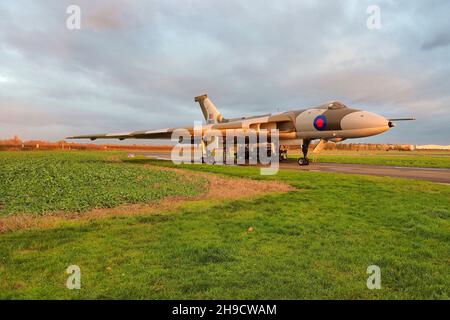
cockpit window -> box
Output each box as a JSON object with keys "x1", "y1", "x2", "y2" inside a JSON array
[
  {"x1": 313, "y1": 101, "x2": 347, "y2": 110},
  {"x1": 327, "y1": 101, "x2": 346, "y2": 109}
]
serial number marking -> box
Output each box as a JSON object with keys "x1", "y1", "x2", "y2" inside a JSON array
[
  {"x1": 172, "y1": 304, "x2": 277, "y2": 318},
  {"x1": 215, "y1": 304, "x2": 277, "y2": 316}
]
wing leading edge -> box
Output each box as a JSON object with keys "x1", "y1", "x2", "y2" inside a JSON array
[
  {"x1": 66, "y1": 128, "x2": 176, "y2": 141},
  {"x1": 67, "y1": 111, "x2": 298, "y2": 141}
]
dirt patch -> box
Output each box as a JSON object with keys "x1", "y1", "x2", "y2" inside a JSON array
[
  {"x1": 203, "y1": 174, "x2": 291, "y2": 199},
  {"x1": 0, "y1": 166, "x2": 293, "y2": 233},
  {"x1": 145, "y1": 164, "x2": 292, "y2": 200}
]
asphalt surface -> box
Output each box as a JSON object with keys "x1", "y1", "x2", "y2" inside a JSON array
[
  {"x1": 134, "y1": 151, "x2": 450, "y2": 184},
  {"x1": 278, "y1": 161, "x2": 450, "y2": 183}
]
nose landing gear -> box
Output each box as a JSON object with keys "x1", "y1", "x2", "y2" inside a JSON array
[
  {"x1": 297, "y1": 139, "x2": 311, "y2": 166},
  {"x1": 297, "y1": 157, "x2": 309, "y2": 166}
]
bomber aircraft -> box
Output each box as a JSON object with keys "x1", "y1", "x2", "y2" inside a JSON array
[{"x1": 67, "y1": 94, "x2": 414, "y2": 165}]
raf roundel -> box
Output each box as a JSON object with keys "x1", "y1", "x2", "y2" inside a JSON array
[{"x1": 313, "y1": 115, "x2": 328, "y2": 131}]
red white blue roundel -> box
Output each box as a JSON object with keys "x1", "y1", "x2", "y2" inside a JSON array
[{"x1": 313, "y1": 115, "x2": 327, "y2": 131}]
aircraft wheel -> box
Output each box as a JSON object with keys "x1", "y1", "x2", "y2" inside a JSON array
[
  {"x1": 202, "y1": 156, "x2": 215, "y2": 164},
  {"x1": 297, "y1": 157, "x2": 309, "y2": 166}
]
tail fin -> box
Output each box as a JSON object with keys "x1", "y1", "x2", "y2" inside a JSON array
[{"x1": 195, "y1": 94, "x2": 223, "y2": 124}]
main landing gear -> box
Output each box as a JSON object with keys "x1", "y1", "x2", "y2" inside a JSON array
[
  {"x1": 279, "y1": 145, "x2": 288, "y2": 162},
  {"x1": 297, "y1": 140, "x2": 311, "y2": 166}
]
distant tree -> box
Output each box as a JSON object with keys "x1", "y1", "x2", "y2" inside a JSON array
[{"x1": 12, "y1": 135, "x2": 22, "y2": 143}]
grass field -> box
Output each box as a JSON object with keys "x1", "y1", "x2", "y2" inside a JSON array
[
  {"x1": 287, "y1": 151, "x2": 450, "y2": 168},
  {"x1": 0, "y1": 152, "x2": 449, "y2": 299},
  {"x1": 0, "y1": 152, "x2": 206, "y2": 215}
]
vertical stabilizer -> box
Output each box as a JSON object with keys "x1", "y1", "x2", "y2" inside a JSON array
[{"x1": 195, "y1": 94, "x2": 223, "y2": 124}]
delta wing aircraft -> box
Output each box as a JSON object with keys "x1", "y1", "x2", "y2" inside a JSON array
[{"x1": 67, "y1": 94, "x2": 414, "y2": 165}]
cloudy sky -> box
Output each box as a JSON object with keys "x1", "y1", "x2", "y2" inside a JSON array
[{"x1": 0, "y1": 0, "x2": 449, "y2": 144}]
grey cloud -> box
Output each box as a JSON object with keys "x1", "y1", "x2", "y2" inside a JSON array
[
  {"x1": 422, "y1": 33, "x2": 450, "y2": 50},
  {"x1": 0, "y1": 0, "x2": 449, "y2": 144}
]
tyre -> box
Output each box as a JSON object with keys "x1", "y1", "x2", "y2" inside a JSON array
[{"x1": 297, "y1": 157, "x2": 309, "y2": 166}]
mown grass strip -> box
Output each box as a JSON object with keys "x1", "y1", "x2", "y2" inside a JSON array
[{"x1": 288, "y1": 153, "x2": 450, "y2": 168}]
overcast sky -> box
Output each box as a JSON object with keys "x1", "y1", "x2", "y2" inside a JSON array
[{"x1": 0, "y1": 0, "x2": 449, "y2": 144}]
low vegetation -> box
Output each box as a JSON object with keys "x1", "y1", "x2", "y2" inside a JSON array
[
  {"x1": 0, "y1": 152, "x2": 206, "y2": 215},
  {"x1": 0, "y1": 152, "x2": 449, "y2": 299}
]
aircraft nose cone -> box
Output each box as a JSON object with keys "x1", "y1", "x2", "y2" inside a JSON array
[
  {"x1": 341, "y1": 111, "x2": 390, "y2": 137},
  {"x1": 342, "y1": 111, "x2": 389, "y2": 129},
  {"x1": 361, "y1": 111, "x2": 390, "y2": 128}
]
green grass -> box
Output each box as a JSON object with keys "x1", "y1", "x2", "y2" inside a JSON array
[
  {"x1": 0, "y1": 152, "x2": 206, "y2": 215},
  {"x1": 288, "y1": 152, "x2": 450, "y2": 168},
  {"x1": 0, "y1": 154, "x2": 449, "y2": 299}
]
